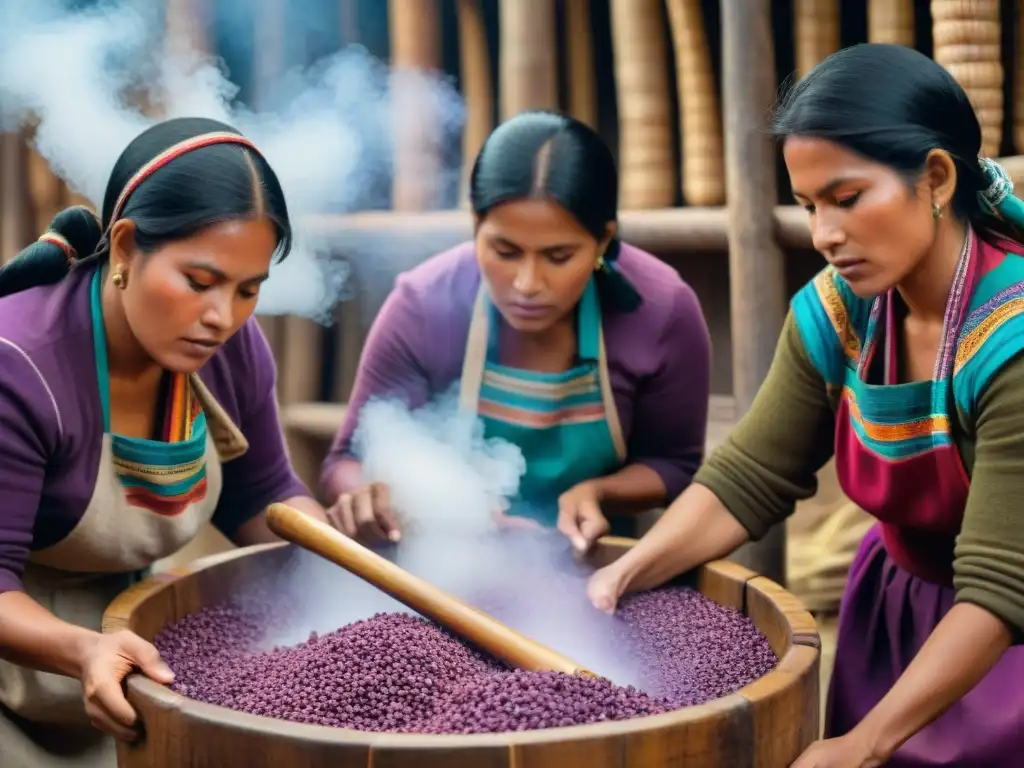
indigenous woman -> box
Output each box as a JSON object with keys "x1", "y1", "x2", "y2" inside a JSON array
[
  {"x1": 584, "y1": 44, "x2": 1024, "y2": 767},
  {"x1": 320, "y1": 110, "x2": 711, "y2": 546},
  {"x1": 0, "y1": 117, "x2": 336, "y2": 766}
]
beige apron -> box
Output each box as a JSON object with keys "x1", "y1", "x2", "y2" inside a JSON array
[{"x1": 0, "y1": 376, "x2": 247, "y2": 768}]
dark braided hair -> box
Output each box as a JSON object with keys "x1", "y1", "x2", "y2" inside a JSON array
[{"x1": 0, "y1": 116, "x2": 292, "y2": 298}]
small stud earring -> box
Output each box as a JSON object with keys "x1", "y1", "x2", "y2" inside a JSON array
[
  {"x1": 111, "y1": 268, "x2": 128, "y2": 290},
  {"x1": 932, "y1": 202, "x2": 943, "y2": 219}
]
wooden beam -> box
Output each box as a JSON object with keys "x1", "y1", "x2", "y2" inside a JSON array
[
  {"x1": 720, "y1": 0, "x2": 788, "y2": 586},
  {"x1": 301, "y1": 205, "x2": 813, "y2": 255},
  {"x1": 293, "y1": 150, "x2": 1024, "y2": 256}
]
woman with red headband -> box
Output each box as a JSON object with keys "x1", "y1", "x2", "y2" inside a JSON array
[{"x1": 0, "y1": 117, "x2": 337, "y2": 766}]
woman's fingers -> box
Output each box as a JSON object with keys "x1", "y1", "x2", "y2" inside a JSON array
[
  {"x1": 325, "y1": 494, "x2": 356, "y2": 538},
  {"x1": 351, "y1": 487, "x2": 387, "y2": 542},
  {"x1": 84, "y1": 677, "x2": 139, "y2": 742},
  {"x1": 371, "y1": 484, "x2": 402, "y2": 542}
]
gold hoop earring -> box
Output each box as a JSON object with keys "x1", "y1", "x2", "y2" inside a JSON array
[
  {"x1": 111, "y1": 268, "x2": 128, "y2": 290},
  {"x1": 932, "y1": 202, "x2": 943, "y2": 220}
]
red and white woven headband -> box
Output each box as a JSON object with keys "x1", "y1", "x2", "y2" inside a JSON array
[
  {"x1": 35, "y1": 132, "x2": 258, "y2": 264},
  {"x1": 108, "y1": 131, "x2": 259, "y2": 225}
]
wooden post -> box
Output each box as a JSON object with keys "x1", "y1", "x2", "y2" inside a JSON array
[
  {"x1": 456, "y1": 0, "x2": 493, "y2": 204},
  {"x1": 793, "y1": 0, "x2": 840, "y2": 79},
  {"x1": 164, "y1": 0, "x2": 209, "y2": 62},
  {"x1": 26, "y1": 142, "x2": 65, "y2": 235},
  {"x1": 246, "y1": 0, "x2": 289, "y2": 372},
  {"x1": 665, "y1": 0, "x2": 725, "y2": 206},
  {"x1": 0, "y1": 132, "x2": 35, "y2": 265},
  {"x1": 609, "y1": 0, "x2": 676, "y2": 209},
  {"x1": 564, "y1": 0, "x2": 597, "y2": 129},
  {"x1": 498, "y1": 0, "x2": 558, "y2": 119},
  {"x1": 163, "y1": 0, "x2": 212, "y2": 117},
  {"x1": 339, "y1": 0, "x2": 359, "y2": 46},
  {"x1": 867, "y1": 0, "x2": 914, "y2": 46},
  {"x1": 931, "y1": 0, "x2": 1002, "y2": 158},
  {"x1": 720, "y1": 0, "x2": 788, "y2": 585},
  {"x1": 249, "y1": 0, "x2": 323, "y2": 415},
  {"x1": 388, "y1": 0, "x2": 444, "y2": 211}
]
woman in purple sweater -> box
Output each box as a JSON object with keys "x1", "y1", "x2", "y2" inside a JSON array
[
  {"x1": 321, "y1": 111, "x2": 712, "y2": 546},
  {"x1": 0, "y1": 118, "x2": 335, "y2": 767}
]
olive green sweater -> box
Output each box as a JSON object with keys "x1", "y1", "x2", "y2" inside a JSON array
[{"x1": 694, "y1": 310, "x2": 1024, "y2": 635}]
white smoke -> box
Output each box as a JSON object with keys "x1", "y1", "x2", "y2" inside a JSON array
[
  {"x1": 0, "y1": 0, "x2": 465, "y2": 321},
  {"x1": 1, "y1": 0, "x2": 648, "y2": 687},
  {"x1": 259, "y1": 388, "x2": 646, "y2": 687},
  {"x1": 355, "y1": 390, "x2": 527, "y2": 536}
]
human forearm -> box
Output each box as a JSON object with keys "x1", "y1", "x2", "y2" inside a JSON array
[
  {"x1": 952, "y1": 353, "x2": 1024, "y2": 639},
  {"x1": 854, "y1": 602, "x2": 1010, "y2": 761},
  {"x1": 233, "y1": 495, "x2": 330, "y2": 546},
  {"x1": 0, "y1": 590, "x2": 96, "y2": 679},
  {"x1": 689, "y1": 313, "x2": 838, "y2": 541},
  {"x1": 611, "y1": 483, "x2": 749, "y2": 594},
  {"x1": 592, "y1": 464, "x2": 668, "y2": 515}
]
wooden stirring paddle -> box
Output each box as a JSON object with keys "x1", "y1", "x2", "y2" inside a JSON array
[{"x1": 265, "y1": 503, "x2": 598, "y2": 678}]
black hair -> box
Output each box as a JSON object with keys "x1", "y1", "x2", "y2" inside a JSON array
[
  {"x1": 469, "y1": 110, "x2": 640, "y2": 312},
  {"x1": 0, "y1": 116, "x2": 292, "y2": 298},
  {"x1": 772, "y1": 43, "x2": 1023, "y2": 242}
]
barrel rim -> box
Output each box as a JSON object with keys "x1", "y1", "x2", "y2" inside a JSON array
[{"x1": 102, "y1": 537, "x2": 820, "y2": 747}]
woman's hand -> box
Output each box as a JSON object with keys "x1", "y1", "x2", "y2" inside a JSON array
[
  {"x1": 326, "y1": 482, "x2": 402, "y2": 545},
  {"x1": 557, "y1": 480, "x2": 610, "y2": 553},
  {"x1": 789, "y1": 734, "x2": 887, "y2": 768},
  {"x1": 79, "y1": 630, "x2": 175, "y2": 742},
  {"x1": 586, "y1": 560, "x2": 630, "y2": 614}
]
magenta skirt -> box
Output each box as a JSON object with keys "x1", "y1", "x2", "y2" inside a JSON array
[{"x1": 827, "y1": 525, "x2": 1024, "y2": 766}]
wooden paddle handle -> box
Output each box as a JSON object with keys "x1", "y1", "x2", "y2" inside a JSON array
[{"x1": 265, "y1": 504, "x2": 597, "y2": 678}]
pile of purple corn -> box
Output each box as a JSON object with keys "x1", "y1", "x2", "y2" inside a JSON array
[{"x1": 155, "y1": 580, "x2": 777, "y2": 734}]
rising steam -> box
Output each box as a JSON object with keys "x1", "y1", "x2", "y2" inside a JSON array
[
  {"x1": 261, "y1": 388, "x2": 646, "y2": 688},
  {"x1": 355, "y1": 390, "x2": 528, "y2": 536},
  {"x1": 0, "y1": 0, "x2": 465, "y2": 321},
  {"x1": 0, "y1": 0, "x2": 648, "y2": 688}
]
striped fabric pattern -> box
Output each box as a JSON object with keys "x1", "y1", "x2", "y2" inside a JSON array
[{"x1": 477, "y1": 364, "x2": 604, "y2": 429}]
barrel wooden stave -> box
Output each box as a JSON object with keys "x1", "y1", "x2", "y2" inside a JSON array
[{"x1": 104, "y1": 540, "x2": 819, "y2": 767}]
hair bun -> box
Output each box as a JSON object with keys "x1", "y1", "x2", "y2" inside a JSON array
[
  {"x1": 0, "y1": 205, "x2": 103, "y2": 299},
  {"x1": 49, "y1": 205, "x2": 103, "y2": 261}
]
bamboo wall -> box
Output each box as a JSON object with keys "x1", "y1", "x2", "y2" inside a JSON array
[
  {"x1": 274, "y1": 0, "x2": 1024, "y2": 491},
  {"x1": 3, "y1": 2, "x2": 1023, "y2": 399},
  {"x1": 2, "y1": 0, "x2": 1023, "y2": 584}
]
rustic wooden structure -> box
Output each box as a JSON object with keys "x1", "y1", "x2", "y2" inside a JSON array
[
  {"x1": 3, "y1": 1, "x2": 1024, "y2": 597},
  {"x1": 719, "y1": 0, "x2": 790, "y2": 582},
  {"x1": 103, "y1": 537, "x2": 820, "y2": 768}
]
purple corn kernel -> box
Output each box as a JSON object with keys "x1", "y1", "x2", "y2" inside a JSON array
[{"x1": 154, "y1": 585, "x2": 777, "y2": 734}]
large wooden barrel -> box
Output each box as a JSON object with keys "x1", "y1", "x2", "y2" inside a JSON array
[{"x1": 103, "y1": 539, "x2": 820, "y2": 767}]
